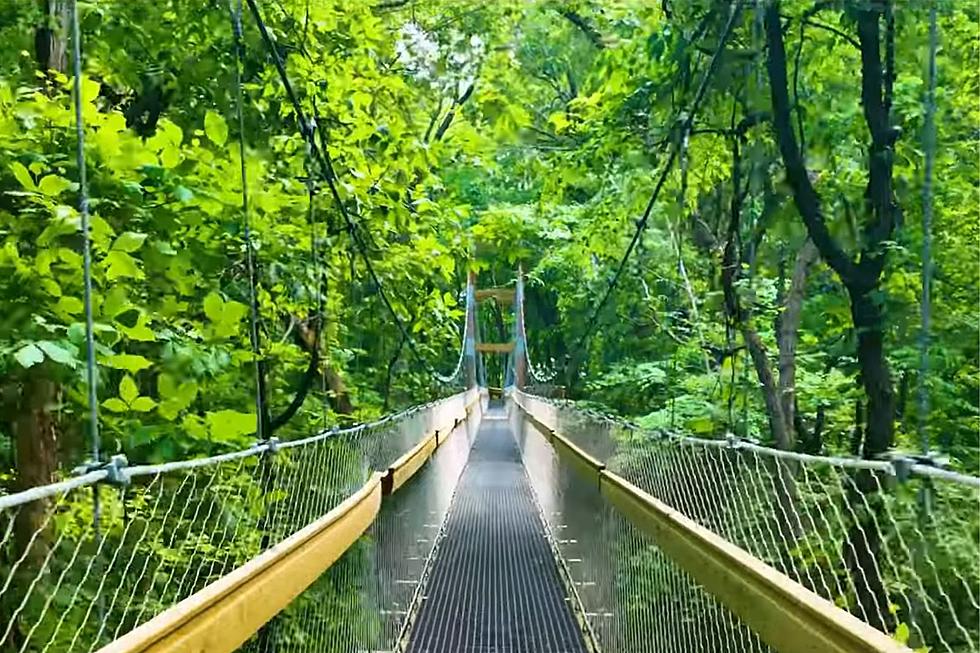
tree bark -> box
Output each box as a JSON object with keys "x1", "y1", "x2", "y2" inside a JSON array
[
  {"x1": 721, "y1": 132, "x2": 793, "y2": 450},
  {"x1": 765, "y1": 1, "x2": 898, "y2": 631},
  {"x1": 35, "y1": 0, "x2": 69, "y2": 73},
  {"x1": 12, "y1": 370, "x2": 59, "y2": 564},
  {"x1": 777, "y1": 239, "x2": 818, "y2": 435},
  {"x1": 0, "y1": 371, "x2": 59, "y2": 650},
  {"x1": 325, "y1": 366, "x2": 353, "y2": 416},
  {"x1": 765, "y1": 2, "x2": 897, "y2": 459}
]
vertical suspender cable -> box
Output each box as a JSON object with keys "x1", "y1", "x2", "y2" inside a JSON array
[
  {"x1": 571, "y1": 1, "x2": 740, "y2": 355},
  {"x1": 229, "y1": 0, "x2": 267, "y2": 439},
  {"x1": 68, "y1": 0, "x2": 104, "y2": 630},
  {"x1": 917, "y1": 0, "x2": 938, "y2": 456},
  {"x1": 228, "y1": 7, "x2": 278, "y2": 652}
]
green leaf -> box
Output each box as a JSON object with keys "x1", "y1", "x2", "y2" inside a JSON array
[
  {"x1": 103, "y1": 353, "x2": 153, "y2": 372},
  {"x1": 102, "y1": 397, "x2": 130, "y2": 413},
  {"x1": 178, "y1": 381, "x2": 198, "y2": 404},
  {"x1": 174, "y1": 185, "x2": 194, "y2": 203},
  {"x1": 203, "y1": 291, "x2": 223, "y2": 322},
  {"x1": 10, "y1": 162, "x2": 36, "y2": 191},
  {"x1": 111, "y1": 232, "x2": 148, "y2": 253},
  {"x1": 204, "y1": 110, "x2": 228, "y2": 146},
  {"x1": 119, "y1": 375, "x2": 139, "y2": 403},
  {"x1": 213, "y1": 300, "x2": 247, "y2": 337},
  {"x1": 158, "y1": 372, "x2": 178, "y2": 399},
  {"x1": 118, "y1": 314, "x2": 155, "y2": 342},
  {"x1": 14, "y1": 343, "x2": 44, "y2": 368},
  {"x1": 206, "y1": 409, "x2": 257, "y2": 442},
  {"x1": 182, "y1": 414, "x2": 209, "y2": 440},
  {"x1": 130, "y1": 396, "x2": 157, "y2": 412},
  {"x1": 68, "y1": 321, "x2": 115, "y2": 345},
  {"x1": 157, "y1": 374, "x2": 196, "y2": 420},
  {"x1": 38, "y1": 175, "x2": 76, "y2": 196},
  {"x1": 158, "y1": 399, "x2": 181, "y2": 421},
  {"x1": 893, "y1": 623, "x2": 910, "y2": 645},
  {"x1": 54, "y1": 296, "x2": 84, "y2": 316},
  {"x1": 222, "y1": 300, "x2": 248, "y2": 324},
  {"x1": 36, "y1": 341, "x2": 76, "y2": 367},
  {"x1": 105, "y1": 251, "x2": 144, "y2": 280}
]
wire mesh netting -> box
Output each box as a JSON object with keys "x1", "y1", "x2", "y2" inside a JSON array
[
  {"x1": 509, "y1": 395, "x2": 768, "y2": 653},
  {"x1": 239, "y1": 387, "x2": 483, "y2": 653},
  {"x1": 512, "y1": 390, "x2": 980, "y2": 653},
  {"x1": 0, "y1": 389, "x2": 482, "y2": 653}
]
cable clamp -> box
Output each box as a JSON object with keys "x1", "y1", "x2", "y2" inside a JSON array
[
  {"x1": 265, "y1": 437, "x2": 281, "y2": 455},
  {"x1": 879, "y1": 451, "x2": 950, "y2": 483},
  {"x1": 75, "y1": 454, "x2": 130, "y2": 487}
]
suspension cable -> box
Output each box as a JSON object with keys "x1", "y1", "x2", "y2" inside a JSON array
[
  {"x1": 229, "y1": 0, "x2": 268, "y2": 439},
  {"x1": 516, "y1": 278, "x2": 558, "y2": 384},
  {"x1": 433, "y1": 282, "x2": 472, "y2": 384},
  {"x1": 917, "y1": 0, "x2": 938, "y2": 455},
  {"x1": 571, "y1": 1, "x2": 741, "y2": 354},
  {"x1": 68, "y1": 0, "x2": 104, "y2": 628},
  {"x1": 243, "y1": 0, "x2": 452, "y2": 382}
]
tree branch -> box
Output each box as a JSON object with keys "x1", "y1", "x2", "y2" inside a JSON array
[
  {"x1": 559, "y1": 9, "x2": 605, "y2": 49},
  {"x1": 765, "y1": 2, "x2": 857, "y2": 283}
]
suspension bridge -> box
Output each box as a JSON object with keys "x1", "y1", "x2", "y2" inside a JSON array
[
  {"x1": 1, "y1": 268, "x2": 977, "y2": 653},
  {"x1": 1, "y1": 1, "x2": 978, "y2": 652}
]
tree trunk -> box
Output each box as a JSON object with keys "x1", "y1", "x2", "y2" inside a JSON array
[
  {"x1": 765, "y1": 2, "x2": 897, "y2": 629},
  {"x1": 325, "y1": 366, "x2": 353, "y2": 416},
  {"x1": 848, "y1": 286, "x2": 894, "y2": 457},
  {"x1": 35, "y1": 0, "x2": 69, "y2": 73},
  {"x1": 777, "y1": 239, "x2": 818, "y2": 436},
  {"x1": 12, "y1": 370, "x2": 59, "y2": 563},
  {"x1": 1, "y1": 371, "x2": 59, "y2": 650},
  {"x1": 383, "y1": 334, "x2": 407, "y2": 411},
  {"x1": 720, "y1": 133, "x2": 793, "y2": 450}
]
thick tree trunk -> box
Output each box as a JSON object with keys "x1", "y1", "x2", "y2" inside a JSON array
[
  {"x1": 35, "y1": 0, "x2": 69, "y2": 73},
  {"x1": 765, "y1": 1, "x2": 897, "y2": 631},
  {"x1": 1, "y1": 371, "x2": 59, "y2": 650},
  {"x1": 12, "y1": 371, "x2": 59, "y2": 563},
  {"x1": 325, "y1": 366, "x2": 353, "y2": 416},
  {"x1": 849, "y1": 287, "x2": 895, "y2": 458}
]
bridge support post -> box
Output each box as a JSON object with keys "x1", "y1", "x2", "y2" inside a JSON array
[
  {"x1": 514, "y1": 265, "x2": 527, "y2": 390},
  {"x1": 464, "y1": 270, "x2": 478, "y2": 388}
]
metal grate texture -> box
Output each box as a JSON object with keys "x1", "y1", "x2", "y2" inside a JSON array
[{"x1": 407, "y1": 409, "x2": 588, "y2": 653}]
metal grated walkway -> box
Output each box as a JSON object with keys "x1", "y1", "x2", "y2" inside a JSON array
[{"x1": 407, "y1": 408, "x2": 588, "y2": 653}]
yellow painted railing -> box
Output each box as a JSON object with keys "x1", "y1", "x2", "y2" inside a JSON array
[
  {"x1": 514, "y1": 400, "x2": 910, "y2": 653},
  {"x1": 100, "y1": 392, "x2": 482, "y2": 653}
]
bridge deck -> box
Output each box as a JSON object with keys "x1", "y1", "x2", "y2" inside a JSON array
[{"x1": 407, "y1": 407, "x2": 587, "y2": 653}]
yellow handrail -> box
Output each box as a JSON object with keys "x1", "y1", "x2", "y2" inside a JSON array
[
  {"x1": 99, "y1": 472, "x2": 383, "y2": 653},
  {"x1": 100, "y1": 391, "x2": 483, "y2": 653},
  {"x1": 514, "y1": 400, "x2": 910, "y2": 653}
]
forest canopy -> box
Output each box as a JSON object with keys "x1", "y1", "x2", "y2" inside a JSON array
[
  {"x1": 0, "y1": 0, "x2": 976, "y2": 484},
  {"x1": 0, "y1": 1, "x2": 977, "y2": 652}
]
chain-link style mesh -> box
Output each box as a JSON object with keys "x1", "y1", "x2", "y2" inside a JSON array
[
  {"x1": 238, "y1": 387, "x2": 484, "y2": 653},
  {"x1": 509, "y1": 396, "x2": 769, "y2": 653},
  {"x1": 513, "y1": 390, "x2": 980, "y2": 653},
  {"x1": 0, "y1": 389, "x2": 483, "y2": 653}
]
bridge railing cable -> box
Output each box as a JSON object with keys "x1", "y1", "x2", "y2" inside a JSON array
[
  {"x1": 512, "y1": 389, "x2": 978, "y2": 653},
  {"x1": 515, "y1": 272, "x2": 560, "y2": 386},
  {"x1": 570, "y1": 1, "x2": 741, "y2": 357},
  {"x1": 0, "y1": 389, "x2": 484, "y2": 652},
  {"x1": 242, "y1": 0, "x2": 464, "y2": 386}
]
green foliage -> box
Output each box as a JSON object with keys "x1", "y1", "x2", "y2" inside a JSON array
[{"x1": 0, "y1": 0, "x2": 976, "y2": 649}]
